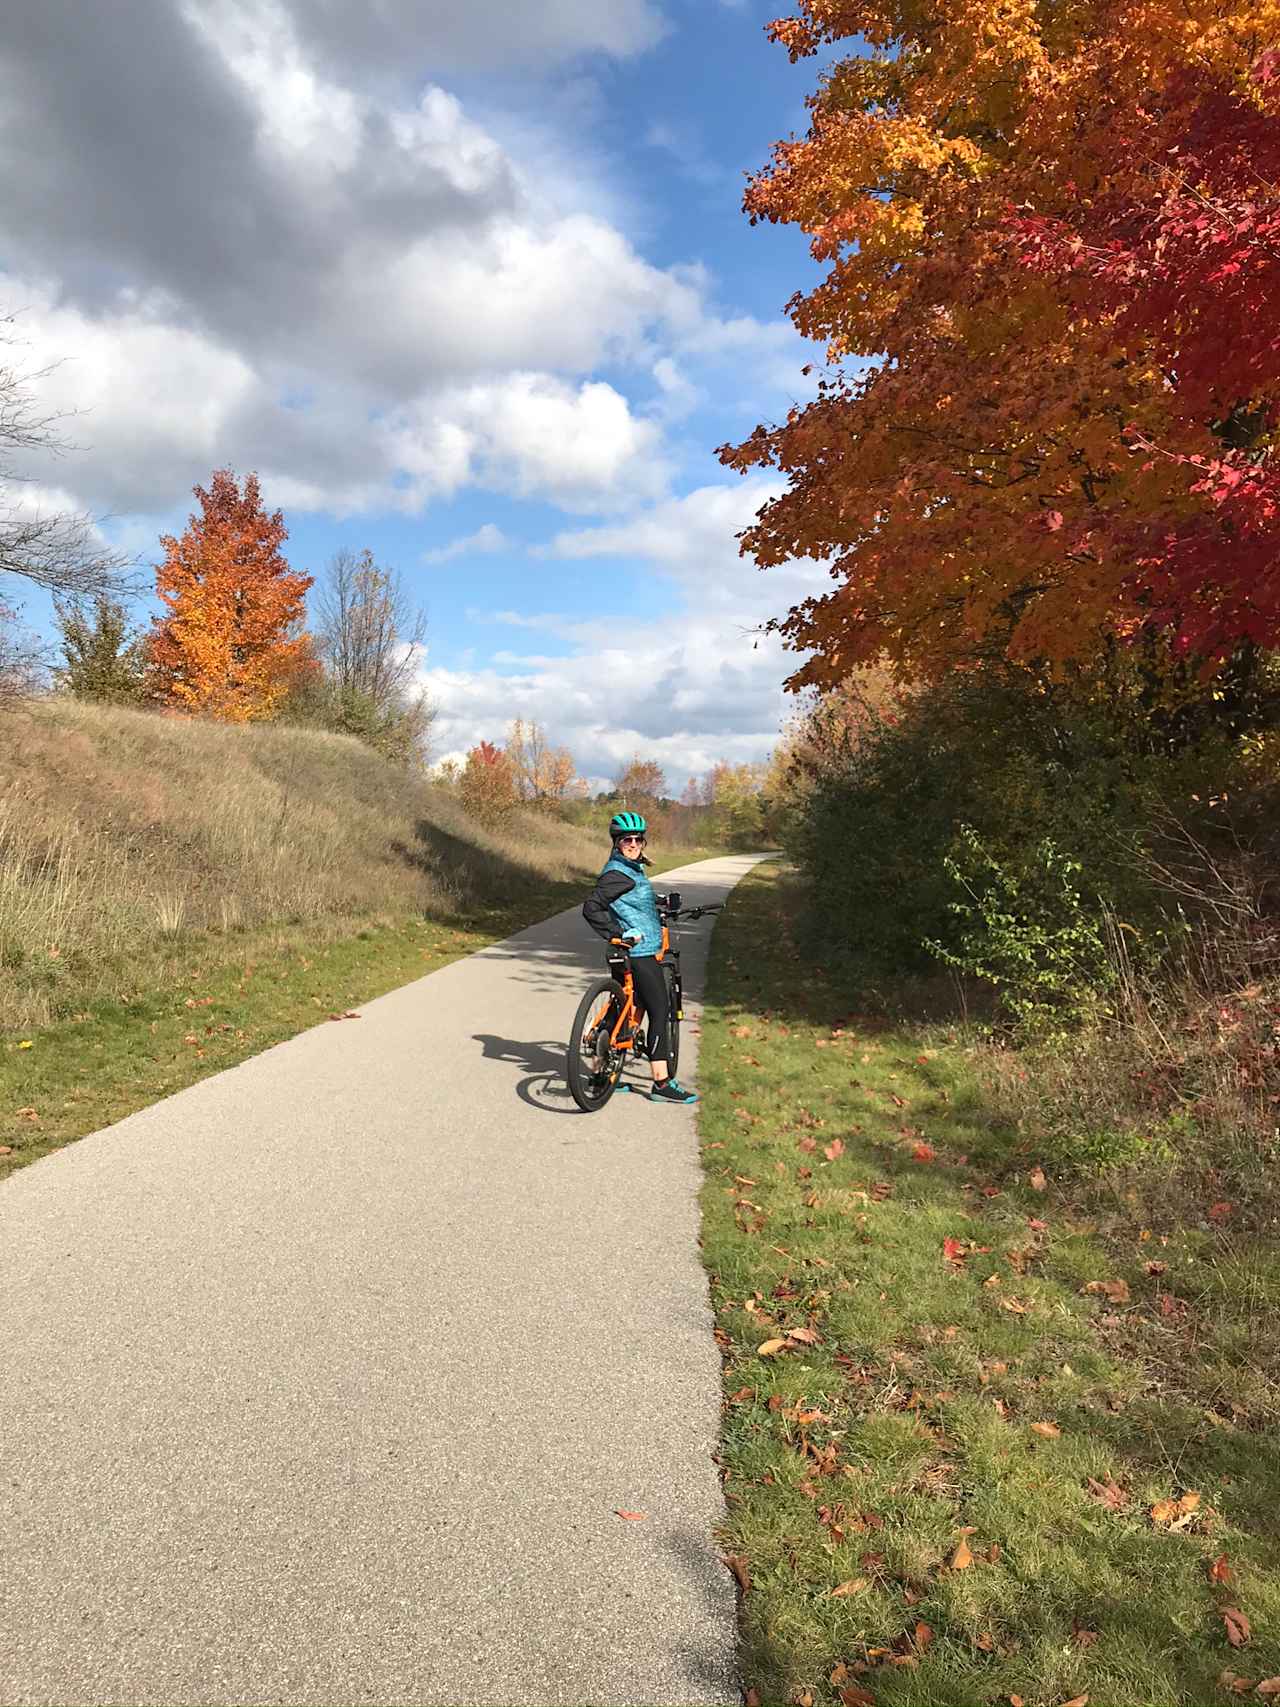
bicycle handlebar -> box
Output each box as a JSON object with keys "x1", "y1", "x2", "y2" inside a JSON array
[{"x1": 608, "y1": 903, "x2": 723, "y2": 948}]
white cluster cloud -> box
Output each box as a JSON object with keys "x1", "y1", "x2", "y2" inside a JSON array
[
  {"x1": 421, "y1": 481, "x2": 827, "y2": 784},
  {"x1": 0, "y1": 0, "x2": 795, "y2": 523},
  {"x1": 422, "y1": 523, "x2": 512, "y2": 566}
]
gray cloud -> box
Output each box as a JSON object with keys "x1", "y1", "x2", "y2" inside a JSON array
[
  {"x1": 284, "y1": 0, "x2": 667, "y2": 77},
  {"x1": 0, "y1": 0, "x2": 519, "y2": 375}
]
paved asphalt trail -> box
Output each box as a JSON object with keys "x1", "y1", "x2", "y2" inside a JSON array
[{"x1": 1, "y1": 854, "x2": 763, "y2": 1707}]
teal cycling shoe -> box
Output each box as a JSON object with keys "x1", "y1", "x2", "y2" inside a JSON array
[{"x1": 651, "y1": 1079, "x2": 698, "y2": 1105}]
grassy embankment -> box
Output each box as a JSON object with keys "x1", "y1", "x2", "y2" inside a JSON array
[
  {"x1": 0, "y1": 700, "x2": 706, "y2": 1178},
  {"x1": 699, "y1": 861, "x2": 1280, "y2": 1707}
]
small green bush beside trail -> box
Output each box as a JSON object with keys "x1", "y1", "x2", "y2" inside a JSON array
[{"x1": 699, "y1": 863, "x2": 1280, "y2": 1707}]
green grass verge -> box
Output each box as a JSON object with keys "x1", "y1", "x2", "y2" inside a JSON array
[{"x1": 699, "y1": 862, "x2": 1280, "y2": 1707}]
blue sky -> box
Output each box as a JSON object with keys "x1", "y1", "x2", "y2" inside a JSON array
[{"x1": 1, "y1": 0, "x2": 840, "y2": 789}]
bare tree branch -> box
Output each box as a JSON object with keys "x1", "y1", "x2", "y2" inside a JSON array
[
  {"x1": 1, "y1": 319, "x2": 132, "y2": 601},
  {"x1": 315, "y1": 547, "x2": 428, "y2": 707}
]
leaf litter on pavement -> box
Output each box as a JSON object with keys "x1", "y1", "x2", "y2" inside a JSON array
[{"x1": 698, "y1": 864, "x2": 1280, "y2": 1707}]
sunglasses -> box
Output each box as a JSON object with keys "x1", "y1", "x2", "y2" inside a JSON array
[{"x1": 618, "y1": 833, "x2": 647, "y2": 846}]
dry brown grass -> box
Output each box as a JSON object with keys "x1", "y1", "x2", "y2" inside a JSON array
[{"x1": 0, "y1": 699, "x2": 605, "y2": 1030}]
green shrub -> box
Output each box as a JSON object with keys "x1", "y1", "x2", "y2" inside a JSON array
[
  {"x1": 784, "y1": 665, "x2": 1243, "y2": 1012},
  {"x1": 928, "y1": 828, "x2": 1116, "y2": 1033}
]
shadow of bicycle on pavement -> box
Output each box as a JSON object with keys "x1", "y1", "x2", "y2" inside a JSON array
[{"x1": 472, "y1": 1031, "x2": 653, "y2": 1115}]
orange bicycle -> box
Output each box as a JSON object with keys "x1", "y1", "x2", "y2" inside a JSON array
[{"x1": 567, "y1": 892, "x2": 722, "y2": 1113}]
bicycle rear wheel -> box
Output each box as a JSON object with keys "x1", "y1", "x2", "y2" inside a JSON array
[{"x1": 567, "y1": 978, "x2": 627, "y2": 1112}]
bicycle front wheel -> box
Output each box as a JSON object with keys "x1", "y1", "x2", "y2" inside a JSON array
[
  {"x1": 567, "y1": 978, "x2": 626, "y2": 1112},
  {"x1": 662, "y1": 967, "x2": 681, "y2": 1079}
]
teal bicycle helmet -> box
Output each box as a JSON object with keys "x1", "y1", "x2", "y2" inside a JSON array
[{"x1": 609, "y1": 810, "x2": 647, "y2": 839}]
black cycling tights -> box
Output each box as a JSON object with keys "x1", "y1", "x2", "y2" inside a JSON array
[{"x1": 629, "y1": 955, "x2": 670, "y2": 1068}]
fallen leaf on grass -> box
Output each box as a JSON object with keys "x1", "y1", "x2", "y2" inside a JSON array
[
  {"x1": 0, "y1": 1144, "x2": 13, "y2": 1156},
  {"x1": 615, "y1": 1510, "x2": 646, "y2": 1520},
  {"x1": 794, "y1": 1690, "x2": 814, "y2": 1707},
  {"x1": 731, "y1": 1025, "x2": 752, "y2": 1038},
  {"x1": 1030, "y1": 1421, "x2": 1061, "y2": 1438},
  {"x1": 1145, "y1": 1260, "x2": 1168, "y2": 1275},
  {"x1": 745, "y1": 1690, "x2": 762, "y2": 1707},
  {"x1": 328, "y1": 1011, "x2": 361, "y2": 1021},
  {"x1": 13, "y1": 1106, "x2": 39, "y2": 1122},
  {"x1": 1061, "y1": 1695, "x2": 1090, "y2": 1707},
  {"x1": 838, "y1": 1689, "x2": 876, "y2": 1707},
  {"x1": 1208, "y1": 1200, "x2": 1235, "y2": 1223},
  {"x1": 942, "y1": 1237, "x2": 967, "y2": 1265},
  {"x1": 999, "y1": 1296, "x2": 1030, "y2": 1314},
  {"x1": 787, "y1": 1326, "x2": 820, "y2": 1346},
  {"x1": 17, "y1": 1040, "x2": 32, "y2": 1050},
  {"x1": 912, "y1": 1142, "x2": 937, "y2": 1163},
  {"x1": 1223, "y1": 1607, "x2": 1251, "y2": 1647},
  {"x1": 1255, "y1": 1679, "x2": 1280, "y2": 1697},
  {"x1": 1151, "y1": 1491, "x2": 1201, "y2": 1527},
  {"x1": 1027, "y1": 1216, "x2": 1049, "y2": 1232},
  {"x1": 1083, "y1": 1278, "x2": 1131, "y2": 1304},
  {"x1": 1217, "y1": 1672, "x2": 1254, "y2": 1696},
  {"x1": 1029, "y1": 1166, "x2": 1047, "y2": 1190},
  {"x1": 722, "y1": 1554, "x2": 751, "y2": 1593},
  {"x1": 914, "y1": 1622, "x2": 934, "y2": 1650},
  {"x1": 824, "y1": 1138, "x2": 845, "y2": 1161},
  {"x1": 757, "y1": 1338, "x2": 788, "y2": 1357},
  {"x1": 1086, "y1": 1477, "x2": 1128, "y2": 1510},
  {"x1": 1209, "y1": 1554, "x2": 1233, "y2": 1584},
  {"x1": 830, "y1": 1577, "x2": 870, "y2": 1597},
  {"x1": 726, "y1": 1387, "x2": 755, "y2": 1405},
  {"x1": 951, "y1": 1539, "x2": 973, "y2": 1570},
  {"x1": 1009, "y1": 1697, "x2": 1025, "y2": 1707}
]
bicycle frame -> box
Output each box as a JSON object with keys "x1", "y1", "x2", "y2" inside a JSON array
[
  {"x1": 603, "y1": 952, "x2": 642, "y2": 1050},
  {"x1": 607, "y1": 901, "x2": 699, "y2": 1037}
]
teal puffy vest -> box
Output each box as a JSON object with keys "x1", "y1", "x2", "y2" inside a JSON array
[{"x1": 600, "y1": 851, "x2": 663, "y2": 957}]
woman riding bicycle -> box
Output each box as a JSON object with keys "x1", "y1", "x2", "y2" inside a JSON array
[{"x1": 581, "y1": 812, "x2": 698, "y2": 1105}]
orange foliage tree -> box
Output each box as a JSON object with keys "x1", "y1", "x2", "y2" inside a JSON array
[
  {"x1": 507, "y1": 719, "x2": 581, "y2": 804},
  {"x1": 615, "y1": 757, "x2": 668, "y2": 805},
  {"x1": 149, "y1": 469, "x2": 313, "y2": 721},
  {"x1": 720, "y1": 0, "x2": 1280, "y2": 684},
  {"x1": 459, "y1": 739, "x2": 518, "y2": 826}
]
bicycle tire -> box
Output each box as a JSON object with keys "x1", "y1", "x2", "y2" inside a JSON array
[
  {"x1": 662, "y1": 966, "x2": 680, "y2": 1079},
  {"x1": 568, "y1": 977, "x2": 627, "y2": 1112}
]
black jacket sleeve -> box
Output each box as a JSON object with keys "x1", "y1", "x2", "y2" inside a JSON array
[{"x1": 583, "y1": 868, "x2": 636, "y2": 941}]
